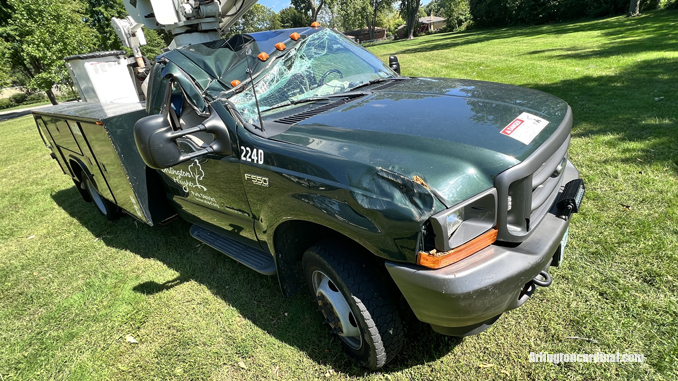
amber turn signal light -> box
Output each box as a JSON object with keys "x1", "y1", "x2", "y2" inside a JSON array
[
  {"x1": 311, "y1": 21, "x2": 320, "y2": 27},
  {"x1": 230, "y1": 80, "x2": 241, "y2": 87},
  {"x1": 275, "y1": 42, "x2": 286, "y2": 51},
  {"x1": 290, "y1": 32, "x2": 300, "y2": 40},
  {"x1": 417, "y1": 229, "x2": 498, "y2": 269},
  {"x1": 257, "y1": 52, "x2": 269, "y2": 61}
]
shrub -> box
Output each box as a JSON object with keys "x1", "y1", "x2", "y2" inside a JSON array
[
  {"x1": 9, "y1": 92, "x2": 28, "y2": 105},
  {"x1": 25, "y1": 93, "x2": 47, "y2": 103},
  {"x1": 0, "y1": 98, "x2": 15, "y2": 110}
]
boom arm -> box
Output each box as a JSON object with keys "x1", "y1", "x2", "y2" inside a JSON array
[{"x1": 122, "y1": 0, "x2": 259, "y2": 48}]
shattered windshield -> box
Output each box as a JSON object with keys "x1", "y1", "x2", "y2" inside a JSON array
[{"x1": 222, "y1": 29, "x2": 395, "y2": 124}]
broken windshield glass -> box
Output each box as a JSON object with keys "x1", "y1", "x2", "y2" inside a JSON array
[{"x1": 220, "y1": 29, "x2": 395, "y2": 125}]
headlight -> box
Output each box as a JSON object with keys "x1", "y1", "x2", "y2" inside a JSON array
[
  {"x1": 428, "y1": 188, "x2": 497, "y2": 253},
  {"x1": 446, "y1": 209, "x2": 464, "y2": 238}
]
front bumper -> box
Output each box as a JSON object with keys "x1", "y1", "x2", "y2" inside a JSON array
[{"x1": 385, "y1": 161, "x2": 581, "y2": 336}]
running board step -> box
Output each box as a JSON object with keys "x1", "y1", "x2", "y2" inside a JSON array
[{"x1": 190, "y1": 225, "x2": 276, "y2": 275}]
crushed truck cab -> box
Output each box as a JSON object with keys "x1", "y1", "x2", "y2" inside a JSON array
[{"x1": 34, "y1": 27, "x2": 584, "y2": 370}]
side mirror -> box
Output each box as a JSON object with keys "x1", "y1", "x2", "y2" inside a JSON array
[
  {"x1": 134, "y1": 107, "x2": 233, "y2": 169},
  {"x1": 389, "y1": 55, "x2": 401, "y2": 75}
]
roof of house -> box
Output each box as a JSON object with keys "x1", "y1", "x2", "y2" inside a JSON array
[{"x1": 418, "y1": 16, "x2": 446, "y2": 24}]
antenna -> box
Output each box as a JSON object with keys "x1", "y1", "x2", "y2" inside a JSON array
[{"x1": 245, "y1": 54, "x2": 265, "y2": 133}]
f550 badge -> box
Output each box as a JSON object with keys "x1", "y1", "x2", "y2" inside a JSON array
[{"x1": 245, "y1": 174, "x2": 269, "y2": 187}]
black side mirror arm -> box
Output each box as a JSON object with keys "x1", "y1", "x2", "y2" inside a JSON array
[
  {"x1": 389, "y1": 55, "x2": 401, "y2": 75},
  {"x1": 135, "y1": 105, "x2": 233, "y2": 169}
]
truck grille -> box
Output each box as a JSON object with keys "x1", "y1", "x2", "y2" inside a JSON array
[{"x1": 494, "y1": 107, "x2": 573, "y2": 243}]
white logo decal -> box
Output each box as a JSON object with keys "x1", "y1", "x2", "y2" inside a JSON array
[{"x1": 162, "y1": 159, "x2": 207, "y2": 192}]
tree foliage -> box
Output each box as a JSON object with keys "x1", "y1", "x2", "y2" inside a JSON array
[
  {"x1": 468, "y1": 0, "x2": 643, "y2": 27},
  {"x1": 230, "y1": 4, "x2": 281, "y2": 35},
  {"x1": 337, "y1": 0, "x2": 371, "y2": 32},
  {"x1": 84, "y1": 0, "x2": 127, "y2": 51},
  {"x1": 292, "y1": 0, "x2": 333, "y2": 22},
  {"x1": 0, "y1": 0, "x2": 97, "y2": 104},
  {"x1": 278, "y1": 7, "x2": 312, "y2": 28},
  {"x1": 441, "y1": 0, "x2": 472, "y2": 31}
]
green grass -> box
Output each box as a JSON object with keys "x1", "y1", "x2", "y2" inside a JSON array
[{"x1": 2, "y1": 10, "x2": 677, "y2": 380}]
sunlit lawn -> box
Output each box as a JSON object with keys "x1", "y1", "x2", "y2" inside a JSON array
[{"x1": 1, "y1": 9, "x2": 676, "y2": 380}]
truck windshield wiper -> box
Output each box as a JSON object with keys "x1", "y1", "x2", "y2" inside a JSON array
[
  {"x1": 347, "y1": 76, "x2": 405, "y2": 92},
  {"x1": 265, "y1": 92, "x2": 368, "y2": 112}
]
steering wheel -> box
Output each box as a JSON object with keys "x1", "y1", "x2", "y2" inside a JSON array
[{"x1": 319, "y1": 69, "x2": 344, "y2": 86}]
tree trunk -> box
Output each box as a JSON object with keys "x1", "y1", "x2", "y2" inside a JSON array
[
  {"x1": 628, "y1": 0, "x2": 640, "y2": 16},
  {"x1": 309, "y1": 0, "x2": 324, "y2": 22},
  {"x1": 370, "y1": 2, "x2": 377, "y2": 41},
  {"x1": 407, "y1": 12, "x2": 417, "y2": 39},
  {"x1": 46, "y1": 88, "x2": 58, "y2": 105}
]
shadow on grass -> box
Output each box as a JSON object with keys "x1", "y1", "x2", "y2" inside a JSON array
[
  {"x1": 388, "y1": 11, "x2": 678, "y2": 173},
  {"x1": 392, "y1": 10, "x2": 678, "y2": 60},
  {"x1": 524, "y1": 55, "x2": 678, "y2": 173},
  {"x1": 51, "y1": 187, "x2": 461, "y2": 374}
]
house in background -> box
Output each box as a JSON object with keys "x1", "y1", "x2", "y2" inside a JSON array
[
  {"x1": 418, "y1": 14, "x2": 446, "y2": 33},
  {"x1": 396, "y1": 14, "x2": 447, "y2": 39},
  {"x1": 343, "y1": 27, "x2": 386, "y2": 43}
]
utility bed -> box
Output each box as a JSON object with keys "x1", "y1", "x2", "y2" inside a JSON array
[{"x1": 33, "y1": 102, "x2": 171, "y2": 225}]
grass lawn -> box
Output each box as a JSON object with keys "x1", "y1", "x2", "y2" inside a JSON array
[{"x1": 1, "y1": 9, "x2": 677, "y2": 380}]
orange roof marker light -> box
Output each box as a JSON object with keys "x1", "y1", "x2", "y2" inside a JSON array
[
  {"x1": 417, "y1": 229, "x2": 498, "y2": 269},
  {"x1": 230, "y1": 80, "x2": 241, "y2": 87},
  {"x1": 275, "y1": 42, "x2": 286, "y2": 51},
  {"x1": 257, "y1": 52, "x2": 269, "y2": 61},
  {"x1": 311, "y1": 21, "x2": 320, "y2": 28},
  {"x1": 290, "y1": 32, "x2": 301, "y2": 41}
]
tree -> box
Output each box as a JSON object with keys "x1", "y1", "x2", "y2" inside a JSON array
[
  {"x1": 442, "y1": 0, "x2": 472, "y2": 31},
  {"x1": 278, "y1": 7, "x2": 312, "y2": 28},
  {"x1": 0, "y1": 0, "x2": 97, "y2": 104},
  {"x1": 628, "y1": 0, "x2": 640, "y2": 16},
  {"x1": 400, "y1": 0, "x2": 422, "y2": 39},
  {"x1": 365, "y1": 0, "x2": 393, "y2": 41},
  {"x1": 84, "y1": 0, "x2": 127, "y2": 51},
  {"x1": 423, "y1": 0, "x2": 443, "y2": 16},
  {"x1": 337, "y1": 0, "x2": 370, "y2": 32},
  {"x1": 380, "y1": 8, "x2": 404, "y2": 37},
  {"x1": 317, "y1": 2, "x2": 343, "y2": 30},
  {"x1": 230, "y1": 4, "x2": 281, "y2": 35},
  {"x1": 292, "y1": 0, "x2": 332, "y2": 22}
]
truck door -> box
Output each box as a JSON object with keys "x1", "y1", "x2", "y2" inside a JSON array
[{"x1": 157, "y1": 79, "x2": 259, "y2": 247}]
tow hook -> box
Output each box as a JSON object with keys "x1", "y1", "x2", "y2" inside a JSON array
[
  {"x1": 532, "y1": 270, "x2": 553, "y2": 287},
  {"x1": 513, "y1": 270, "x2": 554, "y2": 309}
]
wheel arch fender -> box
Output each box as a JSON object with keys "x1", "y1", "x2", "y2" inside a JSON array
[
  {"x1": 272, "y1": 219, "x2": 388, "y2": 298},
  {"x1": 68, "y1": 157, "x2": 96, "y2": 202}
]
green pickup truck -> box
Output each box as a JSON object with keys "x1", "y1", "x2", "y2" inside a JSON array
[{"x1": 33, "y1": 26, "x2": 585, "y2": 369}]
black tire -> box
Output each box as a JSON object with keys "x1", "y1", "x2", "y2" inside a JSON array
[
  {"x1": 82, "y1": 177, "x2": 120, "y2": 220},
  {"x1": 302, "y1": 240, "x2": 404, "y2": 369}
]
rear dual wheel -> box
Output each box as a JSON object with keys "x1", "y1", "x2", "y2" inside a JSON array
[
  {"x1": 82, "y1": 177, "x2": 120, "y2": 220},
  {"x1": 302, "y1": 240, "x2": 404, "y2": 369}
]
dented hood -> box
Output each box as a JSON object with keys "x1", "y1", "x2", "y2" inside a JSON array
[{"x1": 273, "y1": 77, "x2": 571, "y2": 206}]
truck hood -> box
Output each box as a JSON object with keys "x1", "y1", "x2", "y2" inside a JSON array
[{"x1": 272, "y1": 77, "x2": 570, "y2": 206}]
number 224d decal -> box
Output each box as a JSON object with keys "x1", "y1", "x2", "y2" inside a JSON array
[{"x1": 240, "y1": 146, "x2": 264, "y2": 164}]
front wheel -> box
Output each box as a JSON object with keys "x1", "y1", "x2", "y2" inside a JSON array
[{"x1": 302, "y1": 241, "x2": 404, "y2": 369}]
